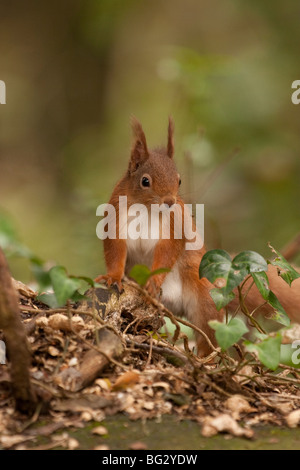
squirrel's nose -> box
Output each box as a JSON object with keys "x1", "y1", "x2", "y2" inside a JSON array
[{"x1": 162, "y1": 196, "x2": 176, "y2": 208}]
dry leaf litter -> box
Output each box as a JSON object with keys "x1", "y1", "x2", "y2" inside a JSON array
[{"x1": 1, "y1": 279, "x2": 300, "y2": 449}]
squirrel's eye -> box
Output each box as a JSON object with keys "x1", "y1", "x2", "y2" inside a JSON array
[
  {"x1": 141, "y1": 176, "x2": 150, "y2": 187},
  {"x1": 179, "y1": 178, "x2": 182, "y2": 186}
]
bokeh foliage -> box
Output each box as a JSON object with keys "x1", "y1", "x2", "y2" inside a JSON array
[{"x1": 0, "y1": 0, "x2": 299, "y2": 281}]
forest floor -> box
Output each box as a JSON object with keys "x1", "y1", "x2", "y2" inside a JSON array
[{"x1": 1, "y1": 279, "x2": 300, "y2": 450}]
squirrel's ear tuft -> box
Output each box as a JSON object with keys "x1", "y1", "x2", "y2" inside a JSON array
[
  {"x1": 167, "y1": 117, "x2": 174, "y2": 159},
  {"x1": 129, "y1": 116, "x2": 149, "y2": 172}
]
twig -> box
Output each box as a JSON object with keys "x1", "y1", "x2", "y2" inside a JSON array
[
  {"x1": 144, "y1": 336, "x2": 153, "y2": 369},
  {"x1": 127, "y1": 339, "x2": 188, "y2": 365},
  {"x1": 20, "y1": 305, "x2": 105, "y2": 324},
  {"x1": 200, "y1": 376, "x2": 232, "y2": 397}
]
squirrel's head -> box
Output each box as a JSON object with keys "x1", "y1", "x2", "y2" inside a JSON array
[{"x1": 127, "y1": 117, "x2": 181, "y2": 207}]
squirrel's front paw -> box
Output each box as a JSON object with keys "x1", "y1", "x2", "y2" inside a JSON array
[{"x1": 94, "y1": 274, "x2": 123, "y2": 293}]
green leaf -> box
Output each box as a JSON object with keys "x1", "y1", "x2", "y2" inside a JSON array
[
  {"x1": 71, "y1": 275, "x2": 98, "y2": 288},
  {"x1": 36, "y1": 292, "x2": 59, "y2": 309},
  {"x1": 49, "y1": 266, "x2": 82, "y2": 307},
  {"x1": 268, "y1": 244, "x2": 300, "y2": 287},
  {"x1": 208, "y1": 317, "x2": 249, "y2": 351},
  {"x1": 244, "y1": 333, "x2": 282, "y2": 371},
  {"x1": 267, "y1": 292, "x2": 290, "y2": 327},
  {"x1": 129, "y1": 265, "x2": 152, "y2": 286},
  {"x1": 209, "y1": 287, "x2": 235, "y2": 310},
  {"x1": 200, "y1": 249, "x2": 268, "y2": 295},
  {"x1": 251, "y1": 271, "x2": 270, "y2": 298},
  {"x1": 200, "y1": 249, "x2": 243, "y2": 294},
  {"x1": 129, "y1": 264, "x2": 170, "y2": 286},
  {"x1": 232, "y1": 250, "x2": 268, "y2": 274},
  {"x1": 200, "y1": 249, "x2": 232, "y2": 281},
  {"x1": 69, "y1": 291, "x2": 88, "y2": 302},
  {"x1": 251, "y1": 271, "x2": 290, "y2": 327},
  {"x1": 31, "y1": 263, "x2": 52, "y2": 291}
]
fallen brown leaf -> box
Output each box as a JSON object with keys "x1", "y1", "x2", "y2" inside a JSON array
[
  {"x1": 201, "y1": 413, "x2": 254, "y2": 439},
  {"x1": 48, "y1": 314, "x2": 84, "y2": 332},
  {"x1": 129, "y1": 441, "x2": 148, "y2": 450},
  {"x1": 224, "y1": 395, "x2": 256, "y2": 419},
  {"x1": 112, "y1": 370, "x2": 140, "y2": 391},
  {"x1": 92, "y1": 425, "x2": 108, "y2": 436},
  {"x1": 286, "y1": 409, "x2": 300, "y2": 428}
]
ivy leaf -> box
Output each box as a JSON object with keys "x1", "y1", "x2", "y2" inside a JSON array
[
  {"x1": 251, "y1": 271, "x2": 290, "y2": 327},
  {"x1": 232, "y1": 250, "x2": 268, "y2": 274},
  {"x1": 199, "y1": 250, "x2": 238, "y2": 294},
  {"x1": 267, "y1": 292, "x2": 290, "y2": 327},
  {"x1": 268, "y1": 244, "x2": 300, "y2": 287},
  {"x1": 251, "y1": 271, "x2": 270, "y2": 298},
  {"x1": 36, "y1": 292, "x2": 59, "y2": 309},
  {"x1": 31, "y1": 263, "x2": 52, "y2": 291},
  {"x1": 209, "y1": 288, "x2": 235, "y2": 310},
  {"x1": 71, "y1": 275, "x2": 98, "y2": 288},
  {"x1": 129, "y1": 265, "x2": 152, "y2": 286},
  {"x1": 200, "y1": 249, "x2": 268, "y2": 295},
  {"x1": 129, "y1": 264, "x2": 170, "y2": 286},
  {"x1": 244, "y1": 333, "x2": 282, "y2": 371},
  {"x1": 208, "y1": 317, "x2": 249, "y2": 351},
  {"x1": 49, "y1": 266, "x2": 82, "y2": 307}
]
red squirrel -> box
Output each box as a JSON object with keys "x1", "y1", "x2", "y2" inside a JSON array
[{"x1": 96, "y1": 118, "x2": 300, "y2": 356}]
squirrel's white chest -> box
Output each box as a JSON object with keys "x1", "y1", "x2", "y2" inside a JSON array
[
  {"x1": 121, "y1": 208, "x2": 183, "y2": 314},
  {"x1": 122, "y1": 209, "x2": 159, "y2": 270}
]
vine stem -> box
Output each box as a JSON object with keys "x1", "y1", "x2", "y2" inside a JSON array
[{"x1": 237, "y1": 285, "x2": 266, "y2": 334}]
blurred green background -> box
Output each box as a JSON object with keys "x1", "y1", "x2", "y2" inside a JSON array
[{"x1": 0, "y1": 0, "x2": 299, "y2": 282}]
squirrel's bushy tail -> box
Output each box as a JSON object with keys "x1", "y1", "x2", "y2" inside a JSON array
[{"x1": 230, "y1": 264, "x2": 300, "y2": 324}]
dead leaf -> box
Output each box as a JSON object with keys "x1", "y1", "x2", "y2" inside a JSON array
[
  {"x1": 48, "y1": 346, "x2": 60, "y2": 357},
  {"x1": 274, "y1": 402, "x2": 293, "y2": 416},
  {"x1": 233, "y1": 365, "x2": 255, "y2": 384},
  {"x1": 68, "y1": 357, "x2": 78, "y2": 367},
  {"x1": 117, "y1": 392, "x2": 135, "y2": 412},
  {"x1": 94, "y1": 445, "x2": 110, "y2": 450},
  {"x1": 129, "y1": 441, "x2": 148, "y2": 450},
  {"x1": 112, "y1": 371, "x2": 140, "y2": 391},
  {"x1": 246, "y1": 412, "x2": 275, "y2": 426},
  {"x1": 0, "y1": 434, "x2": 35, "y2": 449},
  {"x1": 95, "y1": 378, "x2": 111, "y2": 391},
  {"x1": 67, "y1": 437, "x2": 79, "y2": 450},
  {"x1": 282, "y1": 324, "x2": 300, "y2": 344},
  {"x1": 286, "y1": 409, "x2": 300, "y2": 428},
  {"x1": 48, "y1": 314, "x2": 84, "y2": 332},
  {"x1": 36, "y1": 316, "x2": 49, "y2": 328},
  {"x1": 224, "y1": 395, "x2": 256, "y2": 419},
  {"x1": 12, "y1": 278, "x2": 36, "y2": 298},
  {"x1": 92, "y1": 425, "x2": 108, "y2": 436},
  {"x1": 152, "y1": 381, "x2": 171, "y2": 392},
  {"x1": 143, "y1": 401, "x2": 155, "y2": 411},
  {"x1": 201, "y1": 413, "x2": 254, "y2": 438}
]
